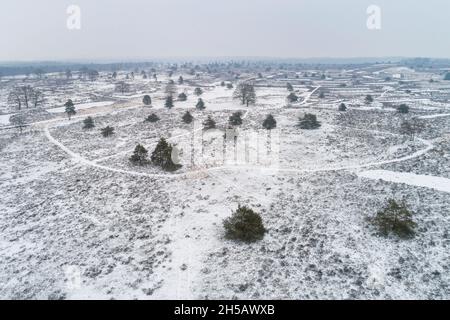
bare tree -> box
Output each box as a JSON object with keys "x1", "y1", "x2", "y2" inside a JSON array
[
  {"x1": 400, "y1": 119, "x2": 424, "y2": 140},
  {"x1": 30, "y1": 89, "x2": 45, "y2": 108},
  {"x1": 115, "y1": 81, "x2": 131, "y2": 95},
  {"x1": 8, "y1": 87, "x2": 22, "y2": 110},
  {"x1": 233, "y1": 82, "x2": 256, "y2": 107},
  {"x1": 10, "y1": 114, "x2": 27, "y2": 134}
]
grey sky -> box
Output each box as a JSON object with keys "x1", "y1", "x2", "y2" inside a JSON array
[{"x1": 1, "y1": 0, "x2": 449, "y2": 61}]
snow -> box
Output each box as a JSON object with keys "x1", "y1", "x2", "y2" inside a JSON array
[
  {"x1": 47, "y1": 101, "x2": 115, "y2": 114},
  {"x1": 357, "y1": 170, "x2": 450, "y2": 194},
  {"x1": 0, "y1": 114, "x2": 11, "y2": 125},
  {"x1": 418, "y1": 113, "x2": 450, "y2": 119}
]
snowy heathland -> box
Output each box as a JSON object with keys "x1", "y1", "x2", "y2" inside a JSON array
[{"x1": 0, "y1": 63, "x2": 449, "y2": 299}]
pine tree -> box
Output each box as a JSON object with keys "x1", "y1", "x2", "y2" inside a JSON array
[
  {"x1": 182, "y1": 111, "x2": 193, "y2": 124},
  {"x1": 318, "y1": 91, "x2": 325, "y2": 99},
  {"x1": 262, "y1": 114, "x2": 276, "y2": 130},
  {"x1": 298, "y1": 113, "x2": 321, "y2": 129},
  {"x1": 145, "y1": 113, "x2": 160, "y2": 123},
  {"x1": 226, "y1": 83, "x2": 233, "y2": 89},
  {"x1": 64, "y1": 99, "x2": 76, "y2": 120},
  {"x1": 82, "y1": 116, "x2": 95, "y2": 129},
  {"x1": 220, "y1": 81, "x2": 226, "y2": 86},
  {"x1": 444, "y1": 72, "x2": 450, "y2": 81},
  {"x1": 365, "y1": 94, "x2": 374, "y2": 104},
  {"x1": 397, "y1": 104, "x2": 409, "y2": 114},
  {"x1": 203, "y1": 116, "x2": 216, "y2": 130},
  {"x1": 178, "y1": 76, "x2": 184, "y2": 84},
  {"x1": 286, "y1": 82, "x2": 294, "y2": 91},
  {"x1": 101, "y1": 126, "x2": 115, "y2": 137},
  {"x1": 178, "y1": 92, "x2": 187, "y2": 101},
  {"x1": 196, "y1": 98, "x2": 205, "y2": 110},
  {"x1": 338, "y1": 103, "x2": 347, "y2": 111},
  {"x1": 228, "y1": 111, "x2": 243, "y2": 126},
  {"x1": 194, "y1": 87, "x2": 203, "y2": 96},
  {"x1": 143, "y1": 95, "x2": 152, "y2": 105},
  {"x1": 151, "y1": 138, "x2": 181, "y2": 171},
  {"x1": 371, "y1": 199, "x2": 417, "y2": 238},
  {"x1": 223, "y1": 205, "x2": 266, "y2": 242},
  {"x1": 287, "y1": 92, "x2": 299, "y2": 103},
  {"x1": 129, "y1": 144, "x2": 148, "y2": 165},
  {"x1": 165, "y1": 96, "x2": 174, "y2": 109}
]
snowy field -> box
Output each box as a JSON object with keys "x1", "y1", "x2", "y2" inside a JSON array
[{"x1": 0, "y1": 65, "x2": 449, "y2": 299}]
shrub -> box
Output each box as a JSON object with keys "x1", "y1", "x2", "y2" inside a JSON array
[
  {"x1": 82, "y1": 116, "x2": 95, "y2": 129},
  {"x1": 365, "y1": 94, "x2": 373, "y2": 104},
  {"x1": 397, "y1": 104, "x2": 409, "y2": 114},
  {"x1": 287, "y1": 92, "x2": 299, "y2": 103},
  {"x1": 444, "y1": 72, "x2": 450, "y2": 81},
  {"x1": 145, "y1": 113, "x2": 160, "y2": 123},
  {"x1": 196, "y1": 98, "x2": 206, "y2": 110},
  {"x1": 203, "y1": 116, "x2": 216, "y2": 130},
  {"x1": 297, "y1": 113, "x2": 321, "y2": 129},
  {"x1": 151, "y1": 138, "x2": 181, "y2": 172},
  {"x1": 194, "y1": 87, "x2": 203, "y2": 96},
  {"x1": 262, "y1": 114, "x2": 276, "y2": 130},
  {"x1": 318, "y1": 91, "x2": 325, "y2": 99},
  {"x1": 226, "y1": 83, "x2": 233, "y2": 89},
  {"x1": 101, "y1": 126, "x2": 114, "y2": 137},
  {"x1": 182, "y1": 111, "x2": 193, "y2": 124},
  {"x1": 178, "y1": 92, "x2": 187, "y2": 101},
  {"x1": 286, "y1": 82, "x2": 294, "y2": 91},
  {"x1": 143, "y1": 95, "x2": 152, "y2": 105},
  {"x1": 129, "y1": 144, "x2": 148, "y2": 165},
  {"x1": 229, "y1": 111, "x2": 243, "y2": 126},
  {"x1": 338, "y1": 103, "x2": 347, "y2": 111},
  {"x1": 370, "y1": 199, "x2": 417, "y2": 239},
  {"x1": 223, "y1": 205, "x2": 266, "y2": 242}
]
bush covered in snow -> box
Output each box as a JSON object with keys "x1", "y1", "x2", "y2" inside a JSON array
[
  {"x1": 223, "y1": 205, "x2": 266, "y2": 243},
  {"x1": 370, "y1": 199, "x2": 417, "y2": 239},
  {"x1": 298, "y1": 113, "x2": 321, "y2": 129}
]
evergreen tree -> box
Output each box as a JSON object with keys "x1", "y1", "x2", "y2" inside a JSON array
[
  {"x1": 203, "y1": 116, "x2": 216, "y2": 129},
  {"x1": 182, "y1": 111, "x2": 193, "y2": 124},
  {"x1": 338, "y1": 103, "x2": 347, "y2": 111},
  {"x1": 194, "y1": 87, "x2": 203, "y2": 96},
  {"x1": 165, "y1": 96, "x2": 174, "y2": 109},
  {"x1": 220, "y1": 81, "x2": 226, "y2": 86},
  {"x1": 318, "y1": 91, "x2": 325, "y2": 99},
  {"x1": 178, "y1": 92, "x2": 187, "y2": 101},
  {"x1": 444, "y1": 72, "x2": 450, "y2": 81},
  {"x1": 228, "y1": 111, "x2": 243, "y2": 126},
  {"x1": 82, "y1": 116, "x2": 95, "y2": 129},
  {"x1": 151, "y1": 138, "x2": 181, "y2": 171},
  {"x1": 262, "y1": 114, "x2": 276, "y2": 130},
  {"x1": 223, "y1": 205, "x2": 266, "y2": 242},
  {"x1": 196, "y1": 98, "x2": 206, "y2": 110},
  {"x1": 178, "y1": 76, "x2": 184, "y2": 84},
  {"x1": 371, "y1": 199, "x2": 417, "y2": 239},
  {"x1": 365, "y1": 94, "x2": 374, "y2": 104},
  {"x1": 397, "y1": 104, "x2": 409, "y2": 114},
  {"x1": 129, "y1": 144, "x2": 149, "y2": 165},
  {"x1": 145, "y1": 113, "x2": 160, "y2": 123},
  {"x1": 286, "y1": 82, "x2": 294, "y2": 91},
  {"x1": 101, "y1": 126, "x2": 115, "y2": 137},
  {"x1": 297, "y1": 113, "x2": 321, "y2": 129},
  {"x1": 287, "y1": 92, "x2": 299, "y2": 103},
  {"x1": 143, "y1": 95, "x2": 152, "y2": 105},
  {"x1": 226, "y1": 83, "x2": 233, "y2": 89},
  {"x1": 64, "y1": 99, "x2": 76, "y2": 120}
]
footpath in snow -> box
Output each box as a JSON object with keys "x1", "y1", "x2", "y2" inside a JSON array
[{"x1": 357, "y1": 169, "x2": 450, "y2": 194}]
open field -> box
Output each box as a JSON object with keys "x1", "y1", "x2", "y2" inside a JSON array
[{"x1": 1, "y1": 63, "x2": 449, "y2": 299}]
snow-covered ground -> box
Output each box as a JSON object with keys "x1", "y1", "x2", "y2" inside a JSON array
[{"x1": 1, "y1": 65, "x2": 449, "y2": 300}]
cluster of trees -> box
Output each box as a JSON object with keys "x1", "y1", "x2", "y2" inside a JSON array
[
  {"x1": 233, "y1": 82, "x2": 256, "y2": 107},
  {"x1": 297, "y1": 113, "x2": 321, "y2": 129},
  {"x1": 129, "y1": 138, "x2": 181, "y2": 171},
  {"x1": 8, "y1": 86, "x2": 45, "y2": 110}
]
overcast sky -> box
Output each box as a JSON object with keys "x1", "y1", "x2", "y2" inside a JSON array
[{"x1": 1, "y1": 0, "x2": 449, "y2": 61}]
